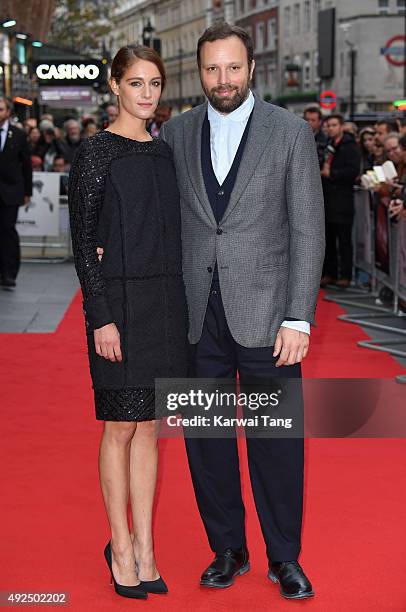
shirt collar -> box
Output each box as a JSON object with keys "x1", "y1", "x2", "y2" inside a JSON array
[
  {"x1": 1, "y1": 120, "x2": 9, "y2": 133},
  {"x1": 208, "y1": 89, "x2": 254, "y2": 124}
]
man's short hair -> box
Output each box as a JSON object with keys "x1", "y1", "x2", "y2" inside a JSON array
[
  {"x1": 304, "y1": 106, "x2": 322, "y2": 120},
  {"x1": 383, "y1": 132, "x2": 400, "y2": 145},
  {"x1": 326, "y1": 113, "x2": 344, "y2": 125},
  {"x1": 0, "y1": 96, "x2": 13, "y2": 112},
  {"x1": 197, "y1": 22, "x2": 254, "y2": 69},
  {"x1": 399, "y1": 134, "x2": 406, "y2": 149},
  {"x1": 64, "y1": 119, "x2": 80, "y2": 130},
  {"x1": 376, "y1": 119, "x2": 399, "y2": 132}
]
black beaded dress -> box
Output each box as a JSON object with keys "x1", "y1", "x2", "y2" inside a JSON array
[{"x1": 68, "y1": 131, "x2": 188, "y2": 421}]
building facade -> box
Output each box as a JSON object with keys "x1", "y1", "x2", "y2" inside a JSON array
[
  {"x1": 279, "y1": 0, "x2": 405, "y2": 114},
  {"x1": 235, "y1": 0, "x2": 279, "y2": 101},
  {"x1": 109, "y1": 0, "x2": 405, "y2": 116},
  {"x1": 155, "y1": 0, "x2": 207, "y2": 110}
]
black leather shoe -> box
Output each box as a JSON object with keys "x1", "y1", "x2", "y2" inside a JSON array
[
  {"x1": 268, "y1": 561, "x2": 314, "y2": 599},
  {"x1": 200, "y1": 547, "x2": 250, "y2": 588},
  {"x1": 1, "y1": 276, "x2": 16, "y2": 288}
]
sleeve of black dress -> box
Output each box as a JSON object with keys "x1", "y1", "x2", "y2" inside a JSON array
[{"x1": 68, "y1": 144, "x2": 114, "y2": 331}]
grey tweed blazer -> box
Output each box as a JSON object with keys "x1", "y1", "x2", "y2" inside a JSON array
[{"x1": 160, "y1": 96, "x2": 325, "y2": 347}]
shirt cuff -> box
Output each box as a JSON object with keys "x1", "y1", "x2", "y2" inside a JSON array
[{"x1": 280, "y1": 320, "x2": 310, "y2": 335}]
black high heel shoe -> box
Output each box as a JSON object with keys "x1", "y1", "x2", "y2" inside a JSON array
[
  {"x1": 104, "y1": 542, "x2": 148, "y2": 600},
  {"x1": 139, "y1": 576, "x2": 168, "y2": 594}
]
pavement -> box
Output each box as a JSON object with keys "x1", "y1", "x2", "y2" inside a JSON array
[{"x1": 0, "y1": 262, "x2": 78, "y2": 333}]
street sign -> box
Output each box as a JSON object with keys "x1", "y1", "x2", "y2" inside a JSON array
[
  {"x1": 380, "y1": 35, "x2": 406, "y2": 67},
  {"x1": 320, "y1": 90, "x2": 337, "y2": 109}
]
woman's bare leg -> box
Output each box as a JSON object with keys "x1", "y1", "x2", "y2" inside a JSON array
[
  {"x1": 129, "y1": 420, "x2": 160, "y2": 581},
  {"x1": 99, "y1": 421, "x2": 140, "y2": 586}
]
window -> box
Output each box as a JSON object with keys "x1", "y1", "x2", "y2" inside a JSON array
[
  {"x1": 239, "y1": 0, "x2": 245, "y2": 14},
  {"x1": 293, "y1": 4, "x2": 300, "y2": 35},
  {"x1": 397, "y1": 0, "x2": 405, "y2": 13},
  {"x1": 304, "y1": 0, "x2": 311, "y2": 32},
  {"x1": 378, "y1": 0, "x2": 389, "y2": 13},
  {"x1": 267, "y1": 17, "x2": 276, "y2": 50},
  {"x1": 303, "y1": 52, "x2": 311, "y2": 89},
  {"x1": 284, "y1": 6, "x2": 291, "y2": 37},
  {"x1": 256, "y1": 22, "x2": 265, "y2": 52},
  {"x1": 314, "y1": 0, "x2": 320, "y2": 30}
]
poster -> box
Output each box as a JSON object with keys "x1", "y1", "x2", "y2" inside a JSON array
[{"x1": 17, "y1": 172, "x2": 61, "y2": 237}]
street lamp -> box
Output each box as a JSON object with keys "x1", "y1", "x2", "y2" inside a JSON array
[
  {"x1": 340, "y1": 22, "x2": 356, "y2": 121},
  {"x1": 142, "y1": 19, "x2": 155, "y2": 47}
]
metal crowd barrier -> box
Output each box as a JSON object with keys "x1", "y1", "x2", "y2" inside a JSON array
[{"x1": 323, "y1": 187, "x2": 406, "y2": 368}]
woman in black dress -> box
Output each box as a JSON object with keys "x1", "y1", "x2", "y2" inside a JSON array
[{"x1": 68, "y1": 46, "x2": 188, "y2": 599}]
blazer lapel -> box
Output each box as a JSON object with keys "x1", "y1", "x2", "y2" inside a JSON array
[
  {"x1": 1, "y1": 125, "x2": 13, "y2": 155},
  {"x1": 221, "y1": 97, "x2": 276, "y2": 224},
  {"x1": 183, "y1": 104, "x2": 217, "y2": 226}
]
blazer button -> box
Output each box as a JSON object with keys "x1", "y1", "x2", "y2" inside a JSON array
[
  {"x1": 217, "y1": 189, "x2": 225, "y2": 196},
  {"x1": 216, "y1": 228, "x2": 223, "y2": 235},
  {"x1": 207, "y1": 266, "x2": 213, "y2": 273}
]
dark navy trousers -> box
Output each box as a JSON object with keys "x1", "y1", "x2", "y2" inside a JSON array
[{"x1": 185, "y1": 281, "x2": 304, "y2": 562}]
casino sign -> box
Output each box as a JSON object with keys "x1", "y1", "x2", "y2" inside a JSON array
[{"x1": 34, "y1": 60, "x2": 104, "y2": 85}]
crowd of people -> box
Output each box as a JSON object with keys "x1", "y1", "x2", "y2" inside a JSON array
[
  {"x1": 303, "y1": 107, "x2": 406, "y2": 289},
  {"x1": 2, "y1": 88, "x2": 405, "y2": 294},
  {"x1": 15, "y1": 103, "x2": 173, "y2": 174}
]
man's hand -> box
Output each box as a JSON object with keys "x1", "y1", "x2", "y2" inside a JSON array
[
  {"x1": 97, "y1": 247, "x2": 104, "y2": 261},
  {"x1": 23, "y1": 195, "x2": 31, "y2": 206},
  {"x1": 273, "y1": 327, "x2": 309, "y2": 367},
  {"x1": 94, "y1": 322, "x2": 122, "y2": 362}
]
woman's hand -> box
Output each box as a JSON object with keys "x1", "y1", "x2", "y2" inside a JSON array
[
  {"x1": 94, "y1": 323, "x2": 122, "y2": 362},
  {"x1": 389, "y1": 199, "x2": 404, "y2": 220}
]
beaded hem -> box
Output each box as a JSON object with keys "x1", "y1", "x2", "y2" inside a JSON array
[{"x1": 94, "y1": 387, "x2": 157, "y2": 421}]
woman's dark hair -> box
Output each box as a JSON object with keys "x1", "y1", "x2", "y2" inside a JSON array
[
  {"x1": 197, "y1": 22, "x2": 254, "y2": 68},
  {"x1": 359, "y1": 128, "x2": 376, "y2": 156},
  {"x1": 110, "y1": 44, "x2": 166, "y2": 92}
]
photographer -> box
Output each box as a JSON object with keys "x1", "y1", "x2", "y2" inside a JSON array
[
  {"x1": 320, "y1": 113, "x2": 361, "y2": 288},
  {"x1": 388, "y1": 134, "x2": 406, "y2": 221}
]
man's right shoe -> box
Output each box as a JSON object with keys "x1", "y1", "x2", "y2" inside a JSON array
[
  {"x1": 200, "y1": 547, "x2": 250, "y2": 588},
  {"x1": 1, "y1": 276, "x2": 16, "y2": 288},
  {"x1": 268, "y1": 560, "x2": 314, "y2": 599}
]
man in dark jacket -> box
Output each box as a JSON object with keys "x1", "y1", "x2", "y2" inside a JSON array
[
  {"x1": 321, "y1": 113, "x2": 360, "y2": 288},
  {"x1": 0, "y1": 97, "x2": 33, "y2": 287},
  {"x1": 304, "y1": 106, "x2": 328, "y2": 168}
]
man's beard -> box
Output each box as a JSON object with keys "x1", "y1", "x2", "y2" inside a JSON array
[{"x1": 202, "y1": 79, "x2": 250, "y2": 114}]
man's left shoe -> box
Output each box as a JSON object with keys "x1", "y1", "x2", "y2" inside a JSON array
[
  {"x1": 200, "y1": 547, "x2": 250, "y2": 588},
  {"x1": 268, "y1": 561, "x2": 314, "y2": 599}
]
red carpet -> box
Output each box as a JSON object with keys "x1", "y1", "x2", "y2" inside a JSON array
[{"x1": 1, "y1": 290, "x2": 406, "y2": 610}]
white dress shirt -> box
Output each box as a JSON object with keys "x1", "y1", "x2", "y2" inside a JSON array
[
  {"x1": 207, "y1": 90, "x2": 310, "y2": 335},
  {"x1": 0, "y1": 120, "x2": 9, "y2": 152}
]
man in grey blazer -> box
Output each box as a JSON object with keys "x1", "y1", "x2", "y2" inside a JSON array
[{"x1": 160, "y1": 24, "x2": 324, "y2": 599}]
